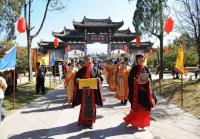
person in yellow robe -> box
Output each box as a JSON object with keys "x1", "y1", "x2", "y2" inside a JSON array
[
  {"x1": 115, "y1": 57, "x2": 131, "y2": 104},
  {"x1": 109, "y1": 60, "x2": 119, "y2": 92},
  {"x1": 64, "y1": 60, "x2": 78, "y2": 104},
  {"x1": 103, "y1": 60, "x2": 110, "y2": 84},
  {"x1": 107, "y1": 60, "x2": 114, "y2": 86}
]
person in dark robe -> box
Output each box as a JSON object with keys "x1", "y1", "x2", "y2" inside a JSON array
[
  {"x1": 124, "y1": 54, "x2": 157, "y2": 129},
  {"x1": 73, "y1": 56, "x2": 103, "y2": 129},
  {"x1": 36, "y1": 62, "x2": 46, "y2": 95}
]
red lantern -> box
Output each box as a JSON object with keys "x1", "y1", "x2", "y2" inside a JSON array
[
  {"x1": 65, "y1": 45, "x2": 70, "y2": 52},
  {"x1": 136, "y1": 36, "x2": 141, "y2": 47},
  {"x1": 54, "y1": 38, "x2": 59, "y2": 48},
  {"x1": 74, "y1": 49, "x2": 77, "y2": 55},
  {"x1": 118, "y1": 49, "x2": 120, "y2": 54},
  {"x1": 17, "y1": 18, "x2": 27, "y2": 33},
  {"x1": 164, "y1": 18, "x2": 174, "y2": 33},
  {"x1": 123, "y1": 45, "x2": 127, "y2": 52}
]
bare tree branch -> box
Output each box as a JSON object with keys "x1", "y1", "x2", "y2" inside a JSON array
[
  {"x1": 32, "y1": 0, "x2": 51, "y2": 38},
  {"x1": 48, "y1": 6, "x2": 65, "y2": 11}
]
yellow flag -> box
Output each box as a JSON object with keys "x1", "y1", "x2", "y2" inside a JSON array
[
  {"x1": 143, "y1": 53, "x2": 148, "y2": 66},
  {"x1": 38, "y1": 52, "x2": 50, "y2": 66},
  {"x1": 175, "y1": 44, "x2": 187, "y2": 75},
  {"x1": 32, "y1": 49, "x2": 38, "y2": 71}
]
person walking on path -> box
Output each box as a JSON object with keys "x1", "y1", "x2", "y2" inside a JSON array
[
  {"x1": 64, "y1": 60, "x2": 78, "y2": 104},
  {"x1": 36, "y1": 62, "x2": 46, "y2": 95},
  {"x1": 115, "y1": 57, "x2": 131, "y2": 104},
  {"x1": 124, "y1": 54, "x2": 156, "y2": 129},
  {"x1": 73, "y1": 56, "x2": 103, "y2": 129},
  {"x1": 0, "y1": 76, "x2": 7, "y2": 123}
]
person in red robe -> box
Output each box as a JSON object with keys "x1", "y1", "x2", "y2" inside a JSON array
[
  {"x1": 123, "y1": 54, "x2": 157, "y2": 129},
  {"x1": 73, "y1": 56, "x2": 103, "y2": 129}
]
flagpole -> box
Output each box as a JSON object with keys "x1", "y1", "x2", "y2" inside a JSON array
[
  {"x1": 49, "y1": 51, "x2": 51, "y2": 89},
  {"x1": 159, "y1": 78, "x2": 161, "y2": 94},
  {"x1": 54, "y1": 65, "x2": 56, "y2": 84},
  {"x1": 158, "y1": 47, "x2": 162, "y2": 94},
  {"x1": 50, "y1": 66, "x2": 51, "y2": 89},
  {"x1": 181, "y1": 74, "x2": 183, "y2": 106},
  {"x1": 175, "y1": 42, "x2": 185, "y2": 106},
  {"x1": 13, "y1": 68, "x2": 16, "y2": 109}
]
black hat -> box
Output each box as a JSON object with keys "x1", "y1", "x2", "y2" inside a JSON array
[
  {"x1": 135, "y1": 54, "x2": 144, "y2": 61},
  {"x1": 84, "y1": 55, "x2": 90, "y2": 60}
]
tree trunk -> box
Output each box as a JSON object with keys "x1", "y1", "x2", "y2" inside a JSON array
[
  {"x1": 159, "y1": 0, "x2": 164, "y2": 79},
  {"x1": 159, "y1": 35, "x2": 164, "y2": 79},
  {"x1": 28, "y1": 37, "x2": 33, "y2": 82},
  {"x1": 198, "y1": 43, "x2": 200, "y2": 65}
]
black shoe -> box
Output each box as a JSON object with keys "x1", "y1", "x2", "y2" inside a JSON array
[
  {"x1": 121, "y1": 100, "x2": 124, "y2": 104},
  {"x1": 1, "y1": 115, "x2": 5, "y2": 121},
  {"x1": 88, "y1": 125, "x2": 93, "y2": 129},
  {"x1": 124, "y1": 100, "x2": 127, "y2": 105}
]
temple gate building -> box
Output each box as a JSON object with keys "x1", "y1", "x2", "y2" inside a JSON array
[{"x1": 38, "y1": 17, "x2": 153, "y2": 60}]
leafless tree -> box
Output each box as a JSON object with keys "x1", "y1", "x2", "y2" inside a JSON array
[
  {"x1": 174, "y1": 0, "x2": 200, "y2": 64},
  {"x1": 24, "y1": 0, "x2": 66, "y2": 82}
]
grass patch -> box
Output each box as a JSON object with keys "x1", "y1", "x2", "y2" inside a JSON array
[
  {"x1": 153, "y1": 79, "x2": 200, "y2": 117},
  {"x1": 3, "y1": 80, "x2": 61, "y2": 115}
]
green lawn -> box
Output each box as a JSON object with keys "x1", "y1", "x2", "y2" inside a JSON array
[
  {"x1": 153, "y1": 78, "x2": 200, "y2": 117},
  {"x1": 3, "y1": 76, "x2": 200, "y2": 118},
  {"x1": 3, "y1": 80, "x2": 61, "y2": 114}
]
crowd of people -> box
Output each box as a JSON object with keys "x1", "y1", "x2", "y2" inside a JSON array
[
  {"x1": 59, "y1": 54, "x2": 157, "y2": 129},
  {"x1": 103, "y1": 54, "x2": 157, "y2": 128},
  {"x1": 0, "y1": 54, "x2": 157, "y2": 130}
]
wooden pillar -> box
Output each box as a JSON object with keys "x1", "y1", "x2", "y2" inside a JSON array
[
  {"x1": 84, "y1": 29, "x2": 87, "y2": 41},
  {"x1": 84, "y1": 29, "x2": 87, "y2": 55},
  {"x1": 84, "y1": 43, "x2": 87, "y2": 55},
  {"x1": 109, "y1": 29, "x2": 112, "y2": 42},
  {"x1": 107, "y1": 43, "x2": 111, "y2": 56}
]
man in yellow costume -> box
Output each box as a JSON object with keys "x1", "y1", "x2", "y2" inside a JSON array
[
  {"x1": 103, "y1": 60, "x2": 111, "y2": 84},
  {"x1": 64, "y1": 60, "x2": 78, "y2": 105},
  {"x1": 115, "y1": 57, "x2": 131, "y2": 104},
  {"x1": 109, "y1": 59, "x2": 120, "y2": 92}
]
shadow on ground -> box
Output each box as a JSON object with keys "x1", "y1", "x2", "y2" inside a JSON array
[
  {"x1": 21, "y1": 104, "x2": 73, "y2": 114},
  {"x1": 8, "y1": 122, "x2": 139, "y2": 139}
]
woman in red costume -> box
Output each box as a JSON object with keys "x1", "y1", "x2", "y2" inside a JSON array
[{"x1": 124, "y1": 54, "x2": 157, "y2": 128}]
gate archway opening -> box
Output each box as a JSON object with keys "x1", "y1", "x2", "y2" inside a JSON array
[{"x1": 87, "y1": 43, "x2": 107, "y2": 55}]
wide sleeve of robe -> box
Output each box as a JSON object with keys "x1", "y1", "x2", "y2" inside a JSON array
[
  {"x1": 128, "y1": 65, "x2": 138, "y2": 108},
  {"x1": 72, "y1": 67, "x2": 85, "y2": 107},
  {"x1": 91, "y1": 67, "x2": 103, "y2": 106}
]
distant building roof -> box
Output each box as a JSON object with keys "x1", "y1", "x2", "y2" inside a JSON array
[
  {"x1": 128, "y1": 41, "x2": 154, "y2": 52},
  {"x1": 52, "y1": 27, "x2": 84, "y2": 42},
  {"x1": 112, "y1": 28, "x2": 136, "y2": 42},
  {"x1": 52, "y1": 27, "x2": 135, "y2": 43},
  {"x1": 38, "y1": 41, "x2": 85, "y2": 51},
  {"x1": 40, "y1": 17, "x2": 137, "y2": 51},
  {"x1": 129, "y1": 41, "x2": 153, "y2": 48},
  {"x1": 73, "y1": 16, "x2": 124, "y2": 33}
]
